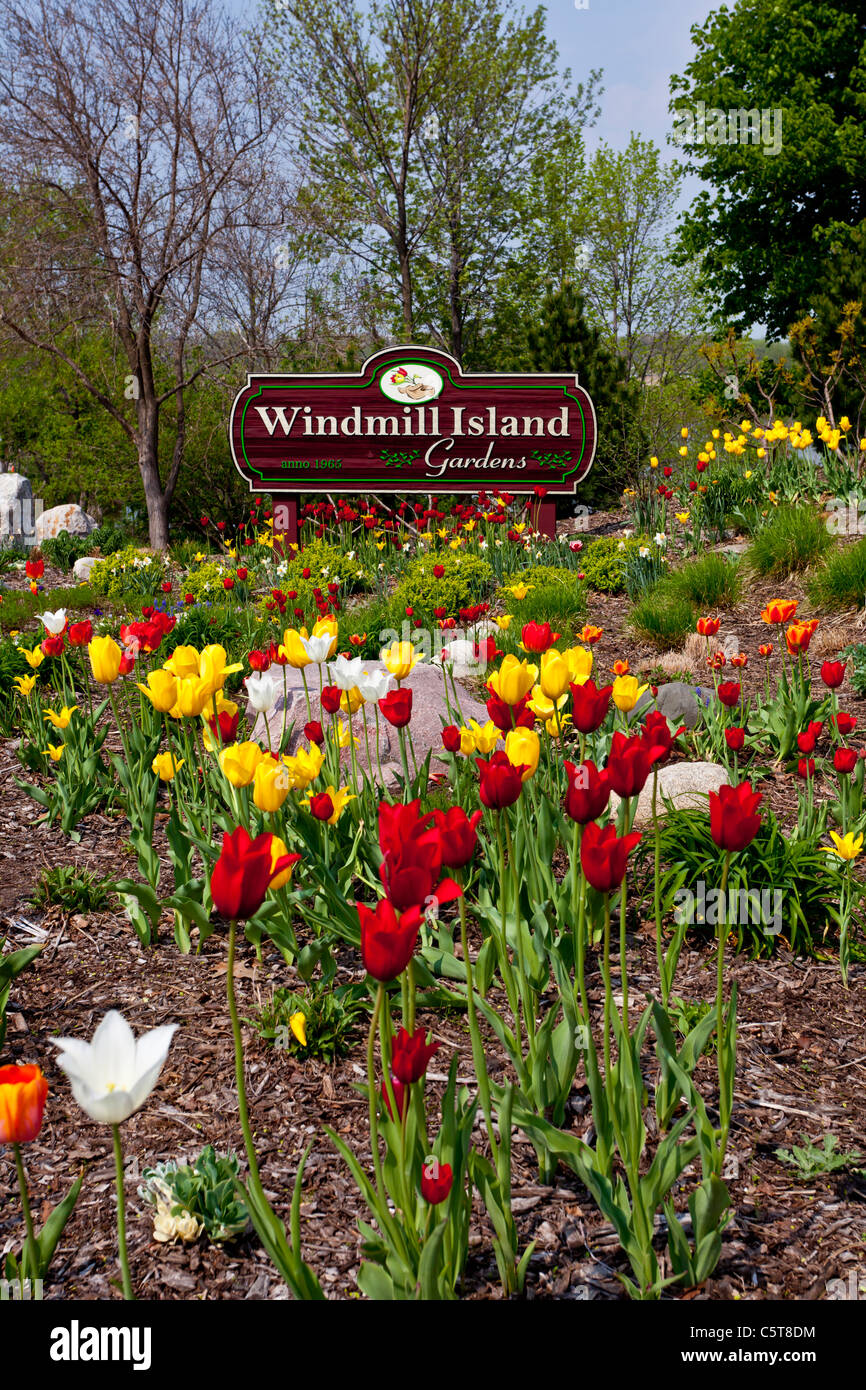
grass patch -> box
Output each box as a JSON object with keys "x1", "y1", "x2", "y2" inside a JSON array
[
  {"x1": 746, "y1": 504, "x2": 833, "y2": 577},
  {"x1": 807, "y1": 537, "x2": 866, "y2": 610},
  {"x1": 663, "y1": 552, "x2": 741, "y2": 608},
  {"x1": 628, "y1": 591, "x2": 695, "y2": 649},
  {"x1": 31, "y1": 865, "x2": 116, "y2": 913},
  {"x1": 0, "y1": 583, "x2": 106, "y2": 633}
]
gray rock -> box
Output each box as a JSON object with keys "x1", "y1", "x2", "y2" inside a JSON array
[
  {"x1": 250, "y1": 659, "x2": 490, "y2": 777},
  {"x1": 35, "y1": 503, "x2": 98, "y2": 542},
  {"x1": 610, "y1": 759, "x2": 729, "y2": 827},
  {"x1": 72, "y1": 556, "x2": 99, "y2": 582},
  {"x1": 0, "y1": 473, "x2": 37, "y2": 546},
  {"x1": 629, "y1": 679, "x2": 715, "y2": 730}
]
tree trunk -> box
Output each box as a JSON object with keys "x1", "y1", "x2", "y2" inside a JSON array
[{"x1": 137, "y1": 402, "x2": 170, "y2": 550}]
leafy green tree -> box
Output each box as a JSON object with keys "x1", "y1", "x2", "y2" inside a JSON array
[{"x1": 670, "y1": 0, "x2": 866, "y2": 338}]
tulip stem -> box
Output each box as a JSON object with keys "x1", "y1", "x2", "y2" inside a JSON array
[
  {"x1": 226, "y1": 918, "x2": 265, "y2": 1202},
  {"x1": 13, "y1": 1143, "x2": 40, "y2": 1286},
  {"x1": 458, "y1": 884, "x2": 497, "y2": 1159},
  {"x1": 652, "y1": 766, "x2": 665, "y2": 1003},
  {"x1": 111, "y1": 1125, "x2": 134, "y2": 1300},
  {"x1": 602, "y1": 898, "x2": 613, "y2": 1079},
  {"x1": 716, "y1": 853, "x2": 731, "y2": 1155}
]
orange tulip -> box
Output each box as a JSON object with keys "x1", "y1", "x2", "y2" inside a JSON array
[
  {"x1": 785, "y1": 619, "x2": 819, "y2": 656},
  {"x1": 0, "y1": 1064, "x2": 48, "y2": 1143},
  {"x1": 697, "y1": 616, "x2": 721, "y2": 637},
  {"x1": 580, "y1": 624, "x2": 603, "y2": 644},
  {"x1": 612, "y1": 659, "x2": 630, "y2": 676},
  {"x1": 761, "y1": 599, "x2": 798, "y2": 625},
  {"x1": 758, "y1": 643, "x2": 773, "y2": 657}
]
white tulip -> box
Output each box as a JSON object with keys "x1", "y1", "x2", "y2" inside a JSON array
[
  {"x1": 245, "y1": 670, "x2": 279, "y2": 712},
  {"x1": 356, "y1": 667, "x2": 394, "y2": 703},
  {"x1": 330, "y1": 654, "x2": 366, "y2": 691},
  {"x1": 53, "y1": 1010, "x2": 177, "y2": 1126},
  {"x1": 41, "y1": 609, "x2": 67, "y2": 635},
  {"x1": 300, "y1": 633, "x2": 334, "y2": 665}
]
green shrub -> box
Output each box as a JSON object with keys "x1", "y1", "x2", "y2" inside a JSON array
[
  {"x1": 746, "y1": 504, "x2": 833, "y2": 577},
  {"x1": 271, "y1": 539, "x2": 371, "y2": 618},
  {"x1": 40, "y1": 524, "x2": 125, "y2": 572},
  {"x1": 628, "y1": 591, "x2": 695, "y2": 649},
  {"x1": 89, "y1": 545, "x2": 168, "y2": 602},
  {"x1": 177, "y1": 560, "x2": 232, "y2": 605},
  {"x1": 393, "y1": 550, "x2": 494, "y2": 621},
  {"x1": 495, "y1": 565, "x2": 587, "y2": 651},
  {"x1": 578, "y1": 534, "x2": 646, "y2": 593},
  {"x1": 664, "y1": 552, "x2": 742, "y2": 608},
  {"x1": 138, "y1": 1146, "x2": 250, "y2": 1244},
  {"x1": 808, "y1": 538, "x2": 866, "y2": 610}
]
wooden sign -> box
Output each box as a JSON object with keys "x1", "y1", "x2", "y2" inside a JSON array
[{"x1": 229, "y1": 345, "x2": 596, "y2": 498}]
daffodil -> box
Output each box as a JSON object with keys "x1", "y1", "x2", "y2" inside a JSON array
[
  {"x1": 43, "y1": 705, "x2": 78, "y2": 730},
  {"x1": 821, "y1": 831, "x2": 863, "y2": 862}
]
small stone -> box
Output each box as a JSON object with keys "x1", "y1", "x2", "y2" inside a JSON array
[
  {"x1": 72, "y1": 556, "x2": 99, "y2": 582},
  {"x1": 609, "y1": 760, "x2": 729, "y2": 827}
]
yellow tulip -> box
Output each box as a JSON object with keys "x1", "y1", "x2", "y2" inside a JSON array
[
  {"x1": 163, "y1": 645, "x2": 201, "y2": 679},
  {"x1": 340, "y1": 685, "x2": 365, "y2": 715},
  {"x1": 504, "y1": 727, "x2": 540, "y2": 780},
  {"x1": 821, "y1": 831, "x2": 863, "y2": 862},
  {"x1": 539, "y1": 649, "x2": 571, "y2": 701},
  {"x1": 13, "y1": 674, "x2": 38, "y2": 696},
  {"x1": 545, "y1": 713, "x2": 571, "y2": 738},
  {"x1": 612, "y1": 675, "x2": 649, "y2": 712},
  {"x1": 332, "y1": 719, "x2": 358, "y2": 750},
  {"x1": 269, "y1": 834, "x2": 297, "y2": 891},
  {"x1": 468, "y1": 719, "x2": 501, "y2": 755},
  {"x1": 43, "y1": 705, "x2": 78, "y2": 730},
  {"x1": 505, "y1": 583, "x2": 535, "y2": 601},
  {"x1": 563, "y1": 646, "x2": 593, "y2": 687},
  {"x1": 172, "y1": 676, "x2": 212, "y2": 719},
  {"x1": 219, "y1": 741, "x2": 264, "y2": 787},
  {"x1": 459, "y1": 726, "x2": 476, "y2": 756},
  {"x1": 486, "y1": 654, "x2": 537, "y2": 705},
  {"x1": 493, "y1": 614, "x2": 513, "y2": 632},
  {"x1": 136, "y1": 670, "x2": 178, "y2": 713},
  {"x1": 199, "y1": 644, "x2": 244, "y2": 696},
  {"x1": 527, "y1": 686, "x2": 569, "y2": 722},
  {"x1": 289, "y1": 1012, "x2": 307, "y2": 1047},
  {"x1": 281, "y1": 742, "x2": 325, "y2": 790},
  {"x1": 253, "y1": 758, "x2": 290, "y2": 812},
  {"x1": 311, "y1": 615, "x2": 338, "y2": 657},
  {"x1": 382, "y1": 641, "x2": 420, "y2": 680},
  {"x1": 280, "y1": 628, "x2": 312, "y2": 669},
  {"x1": 22, "y1": 646, "x2": 45, "y2": 671},
  {"x1": 152, "y1": 752, "x2": 184, "y2": 781},
  {"x1": 88, "y1": 635, "x2": 122, "y2": 685},
  {"x1": 46, "y1": 743, "x2": 65, "y2": 762}
]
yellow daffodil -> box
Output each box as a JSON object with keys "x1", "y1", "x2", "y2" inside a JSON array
[
  {"x1": 13, "y1": 674, "x2": 38, "y2": 696},
  {"x1": 43, "y1": 705, "x2": 78, "y2": 730},
  {"x1": 539, "y1": 649, "x2": 571, "y2": 701},
  {"x1": 46, "y1": 743, "x2": 65, "y2": 761},
  {"x1": 219, "y1": 741, "x2": 264, "y2": 787},
  {"x1": 136, "y1": 670, "x2": 178, "y2": 713},
  {"x1": 281, "y1": 742, "x2": 325, "y2": 790},
  {"x1": 821, "y1": 831, "x2": 863, "y2": 862},
  {"x1": 269, "y1": 834, "x2": 297, "y2": 891},
  {"x1": 289, "y1": 1012, "x2": 307, "y2": 1047},
  {"x1": 612, "y1": 675, "x2": 649, "y2": 713},
  {"x1": 152, "y1": 752, "x2": 184, "y2": 781},
  {"x1": 382, "y1": 641, "x2": 420, "y2": 680},
  {"x1": 486, "y1": 654, "x2": 537, "y2": 705},
  {"x1": 468, "y1": 719, "x2": 501, "y2": 755},
  {"x1": 163, "y1": 645, "x2": 201, "y2": 679},
  {"x1": 253, "y1": 758, "x2": 290, "y2": 812},
  {"x1": 505, "y1": 583, "x2": 534, "y2": 601},
  {"x1": 504, "y1": 727, "x2": 540, "y2": 780},
  {"x1": 88, "y1": 635, "x2": 122, "y2": 685}
]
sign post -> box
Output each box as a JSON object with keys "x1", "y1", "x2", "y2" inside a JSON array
[{"x1": 229, "y1": 345, "x2": 596, "y2": 538}]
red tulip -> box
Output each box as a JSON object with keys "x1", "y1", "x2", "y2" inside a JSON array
[
  {"x1": 433, "y1": 564, "x2": 445, "y2": 579},
  {"x1": 391, "y1": 1026, "x2": 441, "y2": 1084},
  {"x1": 307, "y1": 792, "x2": 335, "y2": 822},
  {"x1": 640, "y1": 709, "x2": 683, "y2": 758},
  {"x1": 797, "y1": 730, "x2": 816, "y2": 754},
  {"x1": 834, "y1": 747, "x2": 857, "y2": 775},
  {"x1": 486, "y1": 690, "x2": 534, "y2": 731},
  {"x1": 381, "y1": 1076, "x2": 408, "y2": 1120},
  {"x1": 207, "y1": 707, "x2": 240, "y2": 746},
  {"x1": 118, "y1": 651, "x2": 136, "y2": 675},
  {"x1": 725, "y1": 727, "x2": 745, "y2": 751},
  {"x1": 358, "y1": 898, "x2": 423, "y2": 982},
  {"x1": 304, "y1": 720, "x2": 324, "y2": 746},
  {"x1": 569, "y1": 679, "x2": 612, "y2": 734},
  {"x1": 521, "y1": 621, "x2": 556, "y2": 653},
  {"x1": 25, "y1": 558, "x2": 44, "y2": 580},
  {"x1": 379, "y1": 688, "x2": 413, "y2": 728},
  {"x1": 223, "y1": 577, "x2": 235, "y2": 591},
  {"x1": 606, "y1": 730, "x2": 664, "y2": 798},
  {"x1": 433, "y1": 807, "x2": 483, "y2": 869},
  {"x1": 210, "y1": 827, "x2": 299, "y2": 920},
  {"x1": 821, "y1": 661, "x2": 846, "y2": 689},
  {"x1": 161, "y1": 581, "x2": 172, "y2": 593},
  {"x1": 41, "y1": 635, "x2": 65, "y2": 657},
  {"x1": 697, "y1": 616, "x2": 721, "y2": 637},
  {"x1": 441, "y1": 724, "x2": 461, "y2": 753},
  {"x1": 476, "y1": 750, "x2": 525, "y2": 808},
  {"x1": 321, "y1": 685, "x2": 342, "y2": 715},
  {"x1": 833, "y1": 713, "x2": 857, "y2": 736},
  {"x1": 67, "y1": 620, "x2": 93, "y2": 647},
  {"x1": 563, "y1": 759, "x2": 610, "y2": 824},
  {"x1": 248, "y1": 648, "x2": 272, "y2": 672},
  {"x1": 236, "y1": 567, "x2": 248, "y2": 581},
  {"x1": 421, "y1": 1160, "x2": 454, "y2": 1205},
  {"x1": 797, "y1": 757, "x2": 815, "y2": 778},
  {"x1": 0, "y1": 1064, "x2": 48, "y2": 1143},
  {"x1": 708, "y1": 782, "x2": 763, "y2": 851},
  {"x1": 717, "y1": 681, "x2": 741, "y2": 708},
  {"x1": 580, "y1": 821, "x2": 642, "y2": 892}
]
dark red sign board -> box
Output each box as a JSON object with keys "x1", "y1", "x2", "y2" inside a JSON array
[{"x1": 229, "y1": 345, "x2": 596, "y2": 498}]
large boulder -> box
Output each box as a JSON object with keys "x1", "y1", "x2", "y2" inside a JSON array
[
  {"x1": 35, "y1": 504, "x2": 98, "y2": 543},
  {"x1": 250, "y1": 659, "x2": 490, "y2": 780},
  {"x1": 610, "y1": 760, "x2": 729, "y2": 827},
  {"x1": 0, "y1": 473, "x2": 37, "y2": 547},
  {"x1": 630, "y1": 679, "x2": 715, "y2": 730}
]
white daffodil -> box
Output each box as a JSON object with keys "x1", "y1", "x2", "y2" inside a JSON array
[
  {"x1": 331, "y1": 654, "x2": 366, "y2": 691},
  {"x1": 639, "y1": 546, "x2": 650, "y2": 558},
  {"x1": 300, "y1": 632, "x2": 334, "y2": 664},
  {"x1": 356, "y1": 667, "x2": 394, "y2": 703},
  {"x1": 654, "y1": 532, "x2": 667, "y2": 548},
  {"x1": 245, "y1": 670, "x2": 279, "y2": 713},
  {"x1": 41, "y1": 609, "x2": 67, "y2": 635},
  {"x1": 53, "y1": 1010, "x2": 177, "y2": 1126}
]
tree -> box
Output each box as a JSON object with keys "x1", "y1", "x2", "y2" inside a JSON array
[
  {"x1": 0, "y1": 0, "x2": 290, "y2": 549},
  {"x1": 670, "y1": 0, "x2": 866, "y2": 338}
]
